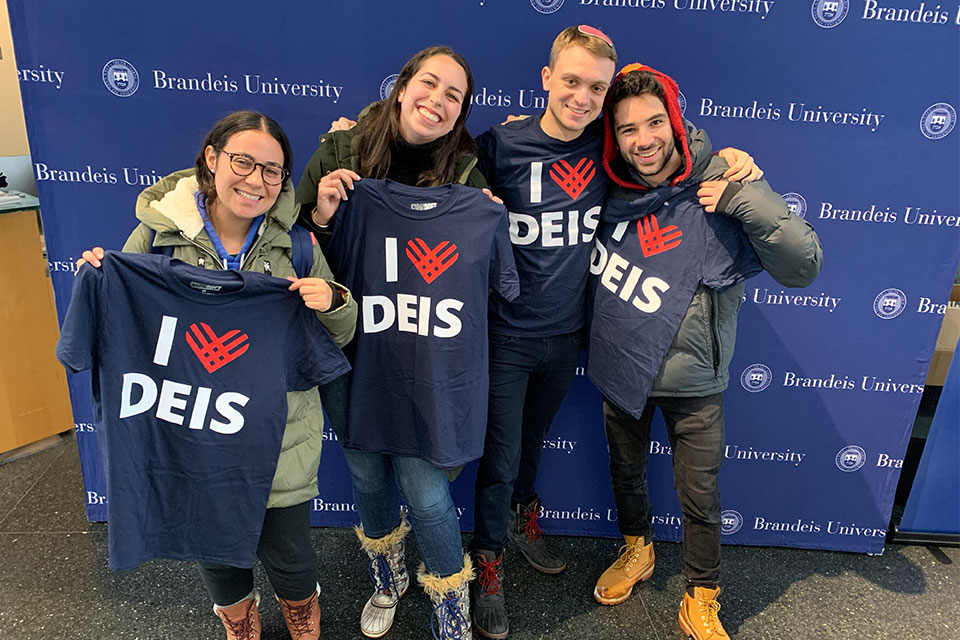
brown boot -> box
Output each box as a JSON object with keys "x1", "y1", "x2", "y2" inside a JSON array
[
  {"x1": 213, "y1": 590, "x2": 261, "y2": 640},
  {"x1": 678, "y1": 586, "x2": 730, "y2": 640},
  {"x1": 593, "y1": 535, "x2": 655, "y2": 605},
  {"x1": 277, "y1": 584, "x2": 321, "y2": 640}
]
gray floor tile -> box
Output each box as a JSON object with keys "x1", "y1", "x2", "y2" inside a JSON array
[
  {"x1": 0, "y1": 439, "x2": 90, "y2": 534},
  {"x1": 0, "y1": 444, "x2": 957, "y2": 639},
  {"x1": 0, "y1": 434, "x2": 72, "y2": 523}
]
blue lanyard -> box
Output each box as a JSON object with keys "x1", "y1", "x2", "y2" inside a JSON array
[{"x1": 196, "y1": 192, "x2": 264, "y2": 270}]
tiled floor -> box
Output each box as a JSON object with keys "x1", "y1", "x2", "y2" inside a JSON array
[{"x1": 0, "y1": 433, "x2": 956, "y2": 640}]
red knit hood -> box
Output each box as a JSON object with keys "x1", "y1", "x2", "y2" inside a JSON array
[{"x1": 602, "y1": 63, "x2": 692, "y2": 192}]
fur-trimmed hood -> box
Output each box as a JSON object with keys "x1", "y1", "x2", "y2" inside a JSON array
[
  {"x1": 134, "y1": 168, "x2": 298, "y2": 246},
  {"x1": 601, "y1": 63, "x2": 711, "y2": 193}
]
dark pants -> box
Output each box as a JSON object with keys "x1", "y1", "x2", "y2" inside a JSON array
[
  {"x1": 198, "y1": 501, "x2": 317, "y2": 606},
  {"x1": 472, "y1": 331, "x2": 582, "y2": 552},
  {"x1": 603, "y1": 393, "x2": 725, "y2": 587}
]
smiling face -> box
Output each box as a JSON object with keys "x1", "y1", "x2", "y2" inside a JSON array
[
  {"x1": 203, "y1": 129, "x2": 284, "y2": 225},
  {"x1": 613, "y1": 93, "x2": 682, "y2": 186},
  {"x1": 396, "y1": 54, "x2": 468, "y2": 145},
  {"x1": 540, "y1": 44, "x2": 616, "y2": 142}
]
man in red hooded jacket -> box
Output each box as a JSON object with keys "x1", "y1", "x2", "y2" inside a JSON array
[{"x1": 590, "y1": 64, "x2": 822, "y2": 640}]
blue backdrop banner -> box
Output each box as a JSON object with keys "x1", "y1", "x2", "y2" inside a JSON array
[{"x1": 9, "y1": 0, "x2": 959, "y2": 554}]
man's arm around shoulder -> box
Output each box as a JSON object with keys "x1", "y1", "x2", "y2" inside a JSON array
[{"x1": 709, "y1": 159, "x2": 823, "y2": 288}]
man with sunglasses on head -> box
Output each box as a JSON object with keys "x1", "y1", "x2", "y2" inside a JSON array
[{"x1": 470, "y1": 26, "x2": 760, "y2": 639}]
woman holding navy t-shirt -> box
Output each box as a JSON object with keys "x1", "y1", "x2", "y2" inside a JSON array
[
  {"x1": 296, "y1": 46, "x2": 489, "y2": 640},
  {"x1": 79, "y1": 110, "x2": 357, "y2": 640}
]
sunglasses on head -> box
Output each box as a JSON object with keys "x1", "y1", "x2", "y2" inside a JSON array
[{"x1": 578, "y1": 24, "x2": 613, "y2": 48}]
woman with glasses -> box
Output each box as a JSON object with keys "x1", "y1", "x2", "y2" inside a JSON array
[
  {"x1": 296, "y1": 46, "x2": 491, "y2": 640},
  {"x1": 78, "y1": 110, "x2": 357, "y2": 640}
]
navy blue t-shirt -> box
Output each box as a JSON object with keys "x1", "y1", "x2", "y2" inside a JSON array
[
  {"x1": 477, "y1": 116, "x2": 607, "y2": 337},
  {"x1": 588, "y1": 192, "x2": 762, "y2": 418},
  {"x1": 56, "y1": 252, "x2": 350, "y2": 571},
  {"x1": 323, "y1": 179, "x2": 519, "y2": 469}
]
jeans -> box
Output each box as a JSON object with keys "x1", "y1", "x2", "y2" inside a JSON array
[
  {"x1": 198, "y1": 501, "x2": 317, "y2": 605},
  {"x1": 603, "y1": 394, "x2": 725, "y2": 587},
  {"x1": 321, "y1": 373, "x2": 464, "y2": 577},
  {"x1": 472, "y1": 330, "x2": 582, "y2": 552},
  {"x1": 343, "y1": 450, "x2": 465, "y2": 577}
]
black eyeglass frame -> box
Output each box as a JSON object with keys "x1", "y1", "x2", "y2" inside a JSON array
[{"x1": 217, "y1": 149, "x2": 289, "y2": 186}]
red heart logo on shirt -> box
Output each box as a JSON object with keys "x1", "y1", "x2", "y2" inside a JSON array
[
  {"x1": 185, "y1": 322, "x2": 250, "y2": 373},
  {"x1": 550, "y1": 158, "x2": 596, "y2": 199},
  {"x1": 405, "y1": 238, "x2": 459, "y2": 284},
  {"x1": 637, "y1": 214, "x2": 683, "y2": 257}
]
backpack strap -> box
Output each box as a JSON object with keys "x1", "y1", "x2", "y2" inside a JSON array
[
  {"x1": 288, "y1": 225, "x2": 316, "y2": 279},
  {"x1": 147, "y1": 228, "x2": 173, "y2": 256}
]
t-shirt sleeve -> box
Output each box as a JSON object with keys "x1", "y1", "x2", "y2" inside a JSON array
[
  {"x1": 283, "y1": 302, "x2": 352, "y2": 391},
  {"x1": 700, "y1": 213, "x2": 763, "y2": 289},
  {"x1": 475, "y1": 129, "x2": 497, "y2": 185},
  {"x1": 321, "y1": 197, "x2": 353, "y2": 277},
  {"x1": 490, "y1": 207, "x2": 520, "y2": 302},
  {"x1": 56, "y1": 264, "x2": 102, "y2": 372}
]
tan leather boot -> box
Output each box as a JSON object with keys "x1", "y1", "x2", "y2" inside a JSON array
[
  {"x1": 277, "y1": 584, "x2": 321, "y2": 640},
  {"x1": 593, "y1": 535, "x2": 655, "y2": 605},
  {"x1": 678, "y1": 586, "x2": 730, "y2": 640},
  {"x1": 213, "y1": 590, "x2": 261, "y2": 640}
]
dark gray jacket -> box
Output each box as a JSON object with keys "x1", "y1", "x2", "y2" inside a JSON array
[{"x1": 604, "y1": 127, "x2": 822, "y2": 397}]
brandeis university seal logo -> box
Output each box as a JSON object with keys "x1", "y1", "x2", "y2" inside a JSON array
[
  {"x1": 379, "y1": 74, "x2": 399, "y2": 101},
  {"x1": 531, "y1": 0, "x2": 564, "y2": 14},
  {"x1": 741, "y1": 364, "x2": 773, "y2": 393},
  {"x1": 102, "y1": 59, "x2": 139, "y2": 97},
  {"x1": 835, "y1": 445, "x2": 866, "y2": 472},
  {"x1": 811, "y1": 0, "x2": 849, "y2": 28},
  {"x1": 782, "y1": 193, "x2": 807, "y2": 219},
  {"x1": 721, "y1": 510, "x2": 744, "y2": 536},
  {"x1": 873, "y1": 288, "x2": 907, "y2": 320},
  {"x1": 920, "y1": 103, "x2": 957, "y2": 140}
]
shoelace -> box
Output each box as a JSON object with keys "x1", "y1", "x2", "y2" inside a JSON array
[
  {"x1": 369, "y1": 553, "x2": 400, "y2": 596},
  {"x1": 476, "y1": 554, "x2": 503, "y2": 596},
  {"x1": 698, "y1": 596, "x2": 722, "y2": 634},
  {"x1": 613, "y1": 542, "x2": 644, "y2": 570},
  {"x1": 280, "y1": 599, "x2": 317, "y2": 637},
  {"x1": 430, "y1": 591, "x2": 469, "y2": 640},
  {"x1": 222, "y1": 609, "x2": 257, "y2": 640},
  {"x1": 522, "y1": 505, "x2": 542, "y2": 541}
]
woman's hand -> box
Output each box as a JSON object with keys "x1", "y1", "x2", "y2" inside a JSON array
[
  {"x1": 481, "y1": 188, "x2": 503, "y2": 205},
  {"x1": 314, "y1": 169, "x2": 361, "y2": 227},
  {"x1": 328, "y1": 117, "x2": 357, "y2": 133},
  {"x1": 287, "y1": 277, "x2": 334, "y2": 312},
  {"x1": 697, "y1": 181, "x2": 729, "y2": 213},
  {"x1": 76, "y1": 247, "x2": 105, "y2": 270},
  {"x1": 717, "y1": 147, "x2": 764, "y2": 182}
]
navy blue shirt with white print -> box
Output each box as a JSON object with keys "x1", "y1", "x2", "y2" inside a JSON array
[
  {"x1": 56, "y1": 252, "x2": 350, "y2": 571},
  {"x1": 323, "y1": 179, "x2": 519, "y2": 469},
  {"x1": 588, "y1": 190, "x2": 762, "y2": 419},
  {"x1": 477, "y1": 116, "x2": 607, "y2": 337}
]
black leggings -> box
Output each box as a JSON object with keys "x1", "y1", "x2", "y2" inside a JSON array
[{"x1": 198, "y1": 501, "x2": 318, "y2": 605}]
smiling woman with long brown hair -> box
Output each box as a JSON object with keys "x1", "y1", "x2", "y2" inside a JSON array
[{"x1": 296, "y1": 46, "x2": 489, "y2": 640}]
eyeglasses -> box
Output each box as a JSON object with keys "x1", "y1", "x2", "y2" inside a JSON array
[
  {"x1": 578, "y1": 25, "x2": 614, "y2": 48},
  {"x1": 217, "y1": 149, "x2": 288, "y2": 186}
]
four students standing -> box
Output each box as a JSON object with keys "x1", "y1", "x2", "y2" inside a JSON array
[{"x1": 71, "y1": 24, "x2": 820, "y2": 640}]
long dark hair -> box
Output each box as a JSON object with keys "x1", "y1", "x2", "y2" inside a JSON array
[
  {"x1": 194, "y1": 110, "x2": 293, "y2": 206},
  {"x1": 355, "y1": 46, "x2": 477, "y2": 187}
]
